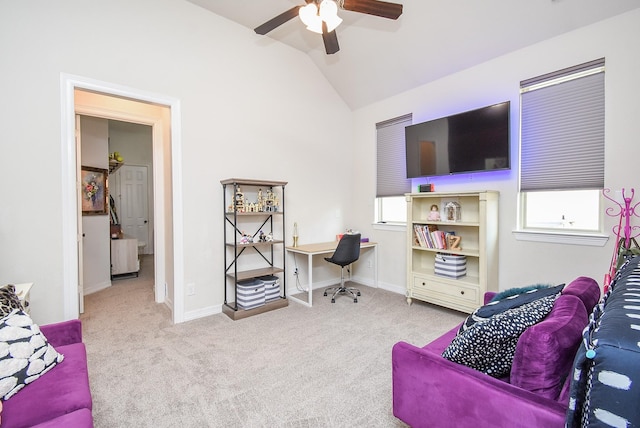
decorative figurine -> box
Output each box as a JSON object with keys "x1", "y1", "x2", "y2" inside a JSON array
[
  {"x1": 448, "y1": 235, "x2": 462, "y2": 250},
  {"x1": 445, "y1": 201, "x2": 461, "y2": 222},
  {"x1": 427, "y1": 204, "x2": 441, "y2": 221},
  {"x1": 235, "y1": 187, "x2": 245, "y2": 212},
  {"x1": 265, "y1": 232, "x2": 274, "y2": 242},
  {"x1": 240, "y1": 231, "x2": 251, "y2": 244}
]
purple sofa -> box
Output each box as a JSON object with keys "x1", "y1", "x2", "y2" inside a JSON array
[
  {"x1": 1, "y1": 319, "x2": 93, "y2": 428},
  {"x1": 392, "y1": 277, "x2": 600, "y2": 428}
]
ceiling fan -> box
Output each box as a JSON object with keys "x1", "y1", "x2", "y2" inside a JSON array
[{"x1": 254, "y1": 0, "x2": 403, "y2": 55}]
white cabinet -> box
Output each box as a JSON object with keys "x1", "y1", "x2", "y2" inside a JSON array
[
  {"x1": 406, "y1": 191, "x2": 499, "y2": 313},
  {"x1": 110, "y1": 237, "x2": 139, "y2": 277}
]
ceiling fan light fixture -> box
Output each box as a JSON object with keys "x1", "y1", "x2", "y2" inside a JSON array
[
  {"x1": 300, "y1": 1, "x2": 342, "y2": 34},
  {"x1": 299, "y1": 4, "x2": 320, "y2": 27},
  {"x1": 320, "y1": 0, "x2": 343, "y2": 32}
]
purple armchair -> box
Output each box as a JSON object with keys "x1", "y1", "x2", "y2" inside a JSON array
[
  {"x1": 1, "y1": 319, "x2": 93, "y2": 428},
  {"x1": 392, "y1": 277, "x2": 600, "y2": 428}
]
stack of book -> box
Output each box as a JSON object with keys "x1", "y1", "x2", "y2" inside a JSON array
[{"x1": 413, "y1": 225, "x2": 456, "y2": 250}]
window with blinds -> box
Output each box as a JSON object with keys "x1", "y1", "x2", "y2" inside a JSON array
[
  {"x1": 519, "y1": 59, "x2": 604, "y2": 232},
  {"x1": 375, "y1": 114, "x2": 412, "y2": 224}
]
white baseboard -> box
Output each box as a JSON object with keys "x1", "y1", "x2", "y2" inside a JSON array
[
  {"x1": 289, "y1": 275, "x2": 406, "y2": 297},
  {"x1": 377, "y1": 281, "x2": 406, "y2": 296},
  {"x1": 183, "y1": 304, "x2": 221, "y2": 322},
  {"x1": 180, "y1": 279, "x2": 407, "y2": 322},
  {"x1": 289, "y1": 278, "x2": 335, "y2": 295},
  {"x1": 83, "y1": 280, "x2": 112, "y2": 296}
]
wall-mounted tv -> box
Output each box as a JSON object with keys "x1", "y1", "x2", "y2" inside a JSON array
[{"x1": 405, "y1": 101, "x2": 510, "y2": 178}]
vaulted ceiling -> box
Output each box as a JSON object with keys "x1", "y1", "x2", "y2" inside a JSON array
[{"x1": 186, "y1": 0, "x2": 640, "y2": 110}]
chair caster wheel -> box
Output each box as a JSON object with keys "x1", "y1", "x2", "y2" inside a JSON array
[
  {"x1": 331, "y1": 298, "x2": 335, "y2": 303},
  {"x1": 354, "y1": 298, "x2": 358, "y2": 303},
  {"x1": 357, "y1": 291, "x2": 361, "y2": 296},
  {"x1": 323, "y1": 292, "x2": 327, "y2": 296}
]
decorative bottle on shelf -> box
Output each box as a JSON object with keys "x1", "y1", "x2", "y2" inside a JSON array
[{"x1": 293, "y1": 222, "x2": 299, "y2": 247}]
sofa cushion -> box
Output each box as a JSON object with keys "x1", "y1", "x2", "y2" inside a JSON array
[
  {"x1": 560, "y1": 276, "x2": 600, "y2": 314},
  {"x1": 510, "y1": 294, "x2": 588, "y2": 401},
  {"x1": 443, "y1": 295, "x2": 557, "y2": 377},
  {"x1": 1, "y1": 342, "x2": 92, "y2": 428},
  {"x1": 459, "y1": 284, "x2": 564, "y2": 333},
  {"x1": 0, "y1": 286, "x2": 24, "y2": 318},
  {"x1": 31, "y1": 408, "x2": 93, "y2": 428},
  {"x1": 566, "y1": 261, "x2": 640, "y2": 427},
  {"x1": 0, "y1": 310, "x2": 64, "y2": 400}
]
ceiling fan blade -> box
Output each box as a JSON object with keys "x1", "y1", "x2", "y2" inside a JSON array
[
  {"x1": 342, "y1": 0, "x2": 403, "y2": 20},
  {"x1": 254, "y1": 6, "x2": 302, "y2": 35},
  {"x1": 322, "y1": 22, "x2": 340, "y2": 55}
]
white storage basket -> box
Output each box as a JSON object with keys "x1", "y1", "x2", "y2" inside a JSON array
[
  {"x1": 434, "y1": 253, "x2": 467, "y2": 279},
  {"x1": 237, "y1": 279, "x2": 266, "y2": 310}
]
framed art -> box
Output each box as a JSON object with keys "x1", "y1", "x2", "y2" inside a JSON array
[{"x1": 81, "y1": 166, "x2": 108, "y2": 215}]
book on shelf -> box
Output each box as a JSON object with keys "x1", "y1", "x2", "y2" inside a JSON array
[{"x1": 413, "y1": 225, "x2": 457, "y2": 250}]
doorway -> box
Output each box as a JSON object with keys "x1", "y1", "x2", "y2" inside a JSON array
[
  {"x1": 61, "y1": 74, "x2": 185, "y2": 323},
  {"x1": 108, "y1": 120, "x2": 154, "y2": 256}
]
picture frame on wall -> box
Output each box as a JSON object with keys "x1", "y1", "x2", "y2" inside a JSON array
[{"x1": 81, "y1": 166, "x2": 108, "y2": 215}]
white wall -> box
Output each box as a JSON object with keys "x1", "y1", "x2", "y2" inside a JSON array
[
  {"x1": 80, "y1": 116, "x2": 111, "y2": 295},
  {"x1": 3, "y1": 2, "x2": 635, "y2": 325},
  {"x1": 0, "y1": 0, "x2": 352, "y2": 324},
  {"x1": 351, "y1": 9, "x2": 640, "y2": 294}
]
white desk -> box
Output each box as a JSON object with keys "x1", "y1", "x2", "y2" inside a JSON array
[{"x1": 285, "y1": 241, "x2": 378, "y2": 307}]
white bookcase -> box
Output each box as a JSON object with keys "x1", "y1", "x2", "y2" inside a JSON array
[{"x1": 406, "y1": 191, "x2": 499, "y2": 313}]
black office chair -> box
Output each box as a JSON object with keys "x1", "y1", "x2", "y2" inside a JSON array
[{"x1": 323, "y1": 233, "x2": 361, "y2": 303}]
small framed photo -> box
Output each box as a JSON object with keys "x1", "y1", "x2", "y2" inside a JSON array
[{"x1": 81, "y1": 166, "x2": 108, "y2": 215}]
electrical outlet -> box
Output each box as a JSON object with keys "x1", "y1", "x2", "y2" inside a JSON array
[
  {"x1": 187, "y1": 283, "x2": 196, "y2": 296},
  {"x1": 294, "y1": 268, "x2": 299, "y2": 276}
]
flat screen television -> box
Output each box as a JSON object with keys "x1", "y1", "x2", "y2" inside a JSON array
[{"x1": 405, "y1": 101, "x2": 510, "y2": 178}]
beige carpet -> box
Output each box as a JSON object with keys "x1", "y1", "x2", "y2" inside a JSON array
[{"x1": 80, "y1": 256, "x2": 465, "y2": 427}]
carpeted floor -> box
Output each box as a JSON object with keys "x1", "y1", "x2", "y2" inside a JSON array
[{"x1": 80, "y1": 256, "x2": 465, "y2": 427}]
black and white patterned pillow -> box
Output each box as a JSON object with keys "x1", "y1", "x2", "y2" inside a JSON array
[
  {"x1": 0, "y1": 309, "x2": 64, "y2": 400},
  {"x1": 0, "y1": 285, "x2": 24, "y2": 318},
  {"x1": 443, "y1": 295, "x2": 557, "y2": 378}
]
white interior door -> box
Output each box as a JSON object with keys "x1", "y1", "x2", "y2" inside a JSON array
[
  {"x1": 75, "y1": 115, "x2": 84, "y2": 314},
  {"x1": 119, "y1": 165, "x2": 149, "y2": 252}
]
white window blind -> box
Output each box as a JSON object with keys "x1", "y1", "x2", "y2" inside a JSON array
[
  {"x1": 377, "y1": 114, "x2": 412, "y2": 197},
  {"x1": 520, "y1": 58, "x2": 605, "y2": 191}
]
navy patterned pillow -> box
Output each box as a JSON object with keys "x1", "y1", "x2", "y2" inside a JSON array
[
  {"x1": 443, "y1": 295, "x2": 557, "y2": 378},
  {"x1": 459, "y1": 283, "x2": 564, "y2": 333},
  {"x1": 0, "y1": 309, "x2": 64, "y2": 400}
]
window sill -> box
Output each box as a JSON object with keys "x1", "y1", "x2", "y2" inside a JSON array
[
  {"x1": 512, "y1": 229, "x2": 609, "y2": 247},
  {"x1": 373, "y1": 222, "x2": 406, "y2": 232}
]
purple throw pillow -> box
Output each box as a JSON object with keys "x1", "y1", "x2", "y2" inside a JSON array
[{"x1": 510, "y1": 294, "x2": 588, "y2": 400}]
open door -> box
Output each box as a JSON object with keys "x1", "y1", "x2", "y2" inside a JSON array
[{"x1": 75, "y1": 115, "x2": 84, "y2": 313}]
